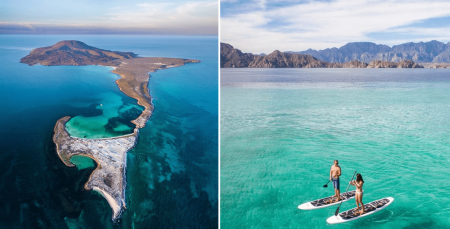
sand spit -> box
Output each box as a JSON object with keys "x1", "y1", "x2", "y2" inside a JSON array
[
  {"x1": 53, "y1": 116, "x2": 137, "y2": 220},
  {"x1": 111, "y1": 57, "x2": 199, "y2": 128}
]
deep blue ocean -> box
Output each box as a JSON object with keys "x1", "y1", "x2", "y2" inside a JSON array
[
  {"x1": 0, "y1": 35, "x2": 217, "y2": 228},
  {"x1": 221, "y1": 68, "x2": 450, "y2": 228}
]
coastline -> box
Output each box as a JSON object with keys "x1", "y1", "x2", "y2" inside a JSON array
[
  {"x1": 53, "y1": 116, "x2": 137, "y2": 219},
  {"x1": 92, "y1": 187, "x2": 121, "y2": 219},
  {"x1": 51, "y1": 57, "x2": 199, "y2": 220},
  {"x1": 110, "y1": 57, "x2": 198, "y2": 129}
]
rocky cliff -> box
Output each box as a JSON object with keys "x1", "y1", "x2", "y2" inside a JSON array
[
  {"x1": 367, "y1": 60, "x2": 423, "y2": 68},
  {"x1": 220, "y1": 43, "x2": 255, "y2": 68},
  {"x1": 248, "y1": 50, "x2": 338, "y2": 68},
  {"x1": 341, "y1": 60, "x2": 368, "y2": 68}
]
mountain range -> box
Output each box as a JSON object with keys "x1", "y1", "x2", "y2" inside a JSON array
[
  {"x1": 220, "y1": 43, "x2": 423, "y2": 68},
  {"x1": 295, "y1": 40, "x2": 450, "y2": 63}
]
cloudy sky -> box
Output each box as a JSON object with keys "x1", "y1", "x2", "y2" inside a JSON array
[
  {"x1": 0, "y1": 0, "x2": 218, "y2": 35},
  {"x1": 221, "y1": 0, "x2": 450, "y2": 53}
]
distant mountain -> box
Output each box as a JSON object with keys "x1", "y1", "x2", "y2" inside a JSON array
[
  {"x1": 220, "y1": 43, "x2": 423, "y2": 68},
  {"x1": 248, "y1": 50, "x2": 340, "y2": 68},
  {"x1": 367, "y1": 60, "x2": 423, "y2": 68},
  {"x1": 296, "y1": 40, "x2": 450, "y2": 63},
  {"x1": 20, "y1": 40, "x2": 137, "y2": 66},
  {"x1": 220, "y1": 42, "x2": 255, "y2": 68}
]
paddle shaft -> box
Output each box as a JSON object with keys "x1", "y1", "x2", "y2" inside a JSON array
[
  {"x1": 335, "y1": 171, "x2": 357, "y2": 216},
  {"x1": 323, "y1": 180, "x2": 331, "y2": 187}
]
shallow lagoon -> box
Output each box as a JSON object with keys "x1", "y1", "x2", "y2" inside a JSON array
[
  {"x1": 70, "y1": 155, "x2": 95, "y2": 171},
  {"x1": 66, "y1": 92, "x2": 143, "y2": 138}
]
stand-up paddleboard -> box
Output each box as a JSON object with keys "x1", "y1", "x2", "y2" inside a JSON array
[
  {"x1": 326, "y1": 197, "x2": 394, "y2": 224},
  {"x1": 298, "y1": 190, "x2": 356, "y2": 210}
]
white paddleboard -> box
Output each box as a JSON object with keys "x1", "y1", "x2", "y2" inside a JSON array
[
  {"x1": 298, "y1": 190, "x2": 356, "y2": 210},
  {"x1": 326, "y1": 197, "x2": 394, "y2": 224}
]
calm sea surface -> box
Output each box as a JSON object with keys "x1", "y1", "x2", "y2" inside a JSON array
[
  {"x1": 0, "y1": 35, "x2": 218, "y2": 228},
  {"x1": 221, "y1": 68, "x2": 450, "y2": 228}
]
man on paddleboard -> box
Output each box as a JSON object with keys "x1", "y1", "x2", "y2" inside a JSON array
[{"x1": 330, "y1": 160, "x2": 341, "y2": 202}]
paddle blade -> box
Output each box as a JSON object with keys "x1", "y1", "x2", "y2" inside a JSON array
[
  {"x1": 334, "y1": 206, "x2": 340, "y2": 216},
  {"x1": 323, "y1": 184, "x2": 328, "y2": 188}
]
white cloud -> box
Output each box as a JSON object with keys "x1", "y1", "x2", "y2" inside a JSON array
[
  {"x1": 19, "y1": 23, "x2": 34, "y2": 30},
  {"x1": 105, "y1": 1, "x2": 218, "y2": 32},
  {"x1": 221, "y1": 0, "x2": 450, "y2": 53}
]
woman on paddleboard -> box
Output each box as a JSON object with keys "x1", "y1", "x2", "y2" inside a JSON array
[{"x1": 350, "y1": 174, "x2": 364, "y2": 215}]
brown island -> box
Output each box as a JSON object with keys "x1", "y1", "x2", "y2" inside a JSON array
[{"x1": 21, "y1": 40, "x2": 199, "y2": 220}]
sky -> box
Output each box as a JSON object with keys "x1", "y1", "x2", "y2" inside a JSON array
[
  {"x1": 0, "y1": 0, "x2": 218, "y2": 35},
  {"x1": 221, "y1": 0, "x2": 450, "y2": 53}
]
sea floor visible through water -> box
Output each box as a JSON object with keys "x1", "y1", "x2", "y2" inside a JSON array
[{"x1": 220, "y1": 68, "x2": 450, "y2": 229}]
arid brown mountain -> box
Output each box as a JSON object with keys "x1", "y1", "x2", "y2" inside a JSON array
[
  {"x1": 20, "y1": 40, "x2": 137, "y2": 66},
  {"x1": 367, "y1": 60, "x2": 423, "y2": 68},
  {"x1": 220, "y1": 43, "x2": 423, "y2": 68},
  {"x1": 297, "y1": 40, "x2": 450, "y2": 63},
  {"x1": 341, "y1": 60, "x2": 368, "y2": 68},
  {"x1": 248, "y1": 50, "x2": 339, "y2": 68},
  {"x1": 221, "y1": 43, "x2": 337, "y2": 68},
  {"x1": 220, "y1": 43, "x2": 255, "y2": 68}
]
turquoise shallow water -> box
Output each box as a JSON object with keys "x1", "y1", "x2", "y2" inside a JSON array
[
  {"x1": 220, "y1": 68, "x2": 450, "y2": 228},
  {"x1": 66, "y1": 92, "x2": 143, "y2": 138},
  {"x1": 70, "y1": 155, "x2": 95, "y2": 171},
  {"x1": 123, "y1": 36, "x2": 218, "y2": 228}
]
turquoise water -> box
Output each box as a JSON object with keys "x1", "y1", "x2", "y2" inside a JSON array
[
  {"x1": 0, "y1": 35, "x2": 218, "y2": 228},
  {"x1": 123, "y1": 36, "x2": 218, "y2": 228},
  {"x1": 221, "y1": 68, "x2": 450, "y2": 228},
  {"x1": 66, "y1": 92, "x2": 143, "y2": 138},
  {"x1": 0, "y1": 35, "x2": 134, "y2": 228},
  {"x1": 70, "y1": 155, "x2": 96, "y2": 171}
]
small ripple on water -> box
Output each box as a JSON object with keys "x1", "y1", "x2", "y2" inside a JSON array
[{"x1": 221, "y1": 75, "x2": 450, "y2": 228}]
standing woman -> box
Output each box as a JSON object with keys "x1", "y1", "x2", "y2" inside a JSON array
[{"x1": 350, "y1": 173, "x2": 364, "y2": 215}]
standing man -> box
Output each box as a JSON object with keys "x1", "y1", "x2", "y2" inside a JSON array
[{"x1": 330, "y1": 160, "x2": 341, "y2": 202}]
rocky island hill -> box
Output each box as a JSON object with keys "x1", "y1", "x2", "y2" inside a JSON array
[
  {"x1": 21, "y1": 40, "x2": 200, "y2": 220},
  {"x1": 20, "y1": 40, "x2": 137, "y2": 66},
  {"x1": 221, "y1": 43, "x2": 423, "y2": 68}
]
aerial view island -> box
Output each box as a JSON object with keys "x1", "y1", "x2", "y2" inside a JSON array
[{"x1": 20, "y1": 40, "x2": 199, "y2": 220}]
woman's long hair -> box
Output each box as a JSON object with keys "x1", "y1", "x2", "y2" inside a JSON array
[{"x1": 356, "y1": 173, "x2": 364, "y2": 183}]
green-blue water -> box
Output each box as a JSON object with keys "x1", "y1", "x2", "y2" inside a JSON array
[
  {"x1": 220, "y1": 68, "x2": 450, "y2": 228},
  {"x1": 124, "y1": 36, "x2": 218, "y2": 228},
  {"x1": 0, "y1": 35, "x2": 218, "y2": 228},
  {"x1": 66, "y1": 92, "x2": 143, "y2": 138},
  {"x1": 70, "y1": 155, "x2": 95, "y2": 171}
]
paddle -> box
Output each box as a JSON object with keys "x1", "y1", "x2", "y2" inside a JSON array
[
  {"x1": 334, "y1": 171, "x2": 357, "y2": 216},
  {"x1": 323, "y1": 180, "x2": 331, "y2": 188}
]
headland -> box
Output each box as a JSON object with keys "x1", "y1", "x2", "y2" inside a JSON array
[
  {"x1": 53, "y1": 116, "x2": 136, "y2": 219},
  {"x1": 21, "y1": 40, "x2": 200, "y2": 220}
]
